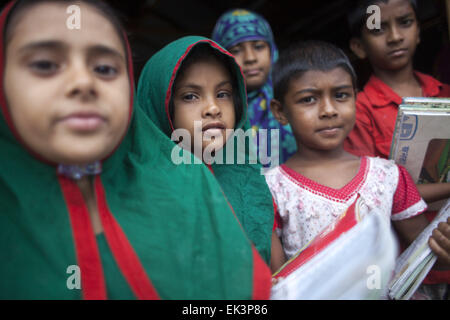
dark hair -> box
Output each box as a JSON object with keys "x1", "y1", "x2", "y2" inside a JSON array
[
  {"x1": 347, "y1": 0, "x2": 418, "y2": 37},
  {"x1": 272, "y1": 40, "x2": 357, "y2": 103},
  {"x1": 169, "y1": 43, "x2": 243, "y2": 124},
  {"x1": 4, "y1": 0, "x2": 126, "y2": 48}
]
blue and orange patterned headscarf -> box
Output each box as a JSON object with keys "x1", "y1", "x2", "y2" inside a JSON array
[{"x1": 212, "y1": 9, "x2": 297, "y2": 164}]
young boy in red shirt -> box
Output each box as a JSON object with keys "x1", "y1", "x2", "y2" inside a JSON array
[{"x1": 344, "y1": 0, "x2": 450, "y2": 298}]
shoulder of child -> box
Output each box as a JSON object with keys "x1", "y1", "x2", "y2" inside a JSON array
[
  {"x1": 355, "y1": 88, "x2": 373, "y2": 111},
  {"x1": 366, "y1": 156, "x2": 398, "y2": 171},
  {"x1": 367, "y1": 157, "x2": 418, "y2": 195},
  {"x1": 263, "y1": 166, "x2": 285, "y2": 202},
  {"x1": 415, "y1": 71, "x2": 449, "y2": 97},
  {"x1": 353, "y1": 88, "x2": 376, "y2": 124},
  {"x1": 263, "y1": 165, "x2": 282, "y2": 181}
]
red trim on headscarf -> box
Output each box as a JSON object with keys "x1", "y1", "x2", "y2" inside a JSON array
[
  {"x1": 58, "y1": 176, "x2": 107, "y2": 300},
  {"x1": 60, "y1": 175, "x2": 160, "y2": 300},
  {"x1": 206, "y1": 163, "x2": 214, "y2": 174},
  {"x1": 0, "y1": 1, "x2": 47, "y2": 163},
  {"x1": 94, "y1": 176, "x2": 160, "y2": 300},
  {"x1": 251, "y1": 246, "x2": 272, "y2": 300},
  {"x1": 0, "y1": 1, "x2": 16, "y2": 133},
  {"x1": 124, "y1": 31, "x2": 134, "y2": 120}
]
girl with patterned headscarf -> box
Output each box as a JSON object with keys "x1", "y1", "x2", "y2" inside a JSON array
[{"x1": 212, "y1": 8, "x2": 297, "y2": 165}]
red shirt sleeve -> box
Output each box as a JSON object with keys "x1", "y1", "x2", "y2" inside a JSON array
[
  {"x1": 391, "y1": 165, "x2": 427, "y2": 220},
  {"x1": 344, "y1": 92, "x2": 377, "y2": 157},
  {"x1": 439, "y1": 83, "x2": 450, "y2": 97}
]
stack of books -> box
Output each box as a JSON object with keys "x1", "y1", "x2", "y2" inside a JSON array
[
  {"x1": 270, "y1": 196, "x2": 398, "y2": 300},
  {"x1": 388, "y1": 199, "x2": 450, "y2": 300},
  {"x1": 388, "y1": 97, "x2": 450, "y2": 299}
]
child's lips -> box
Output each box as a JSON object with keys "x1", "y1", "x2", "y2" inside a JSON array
[
  {"x1": 316, "y1": 126, "x2": 342, "y2": 136},
  {"x1": 388, "y1": 48, "x2": 408, "y2": 57},
  {"x1": 202, "y1": 122, "x2": 226, "y2": 131},
  {"x1": 59, "y1": 112, "x2": 107, "y2": 132},
  {"x1": 202, "y1": 122, "x2": 226, "y2": 138},
  {"x1": 244, "y1": 69, "x2": 261, "y2": 77}
]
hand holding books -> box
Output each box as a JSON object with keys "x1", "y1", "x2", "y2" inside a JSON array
[{"x1": 388, "y1": 199, "x2": 450, "y2": 300}]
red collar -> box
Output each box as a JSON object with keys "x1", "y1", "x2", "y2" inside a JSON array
[
  {"x1": 363, "y1": 71, "x2": 443, "y2": 108},
  {"x1": 280, "y1": 157, "x2": 368, "y2": 202}
]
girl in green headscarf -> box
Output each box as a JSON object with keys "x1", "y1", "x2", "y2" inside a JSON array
[
  {"x1": 0, "y1": 0, "x2": 271, "y2": 299},
  {"x1": 136, "y1": 36, "x2": 286, "y2": 272}
]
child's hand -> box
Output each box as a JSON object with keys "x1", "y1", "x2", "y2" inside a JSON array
[{"x1": 429, "y1": 217, "x2": 450, "y2": 269}]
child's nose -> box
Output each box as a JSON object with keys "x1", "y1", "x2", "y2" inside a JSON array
[
  {"x1": 319, "y1": 99, "x2": 338, "y2": 118},
  {"x1": 202, "y1": 101, "x2": 221, "y2": 118},
  {"x1": 243, "y1": 46, "x2": 257, "y2": 63},
  {"x1": 387, "y1": 25, "x2": 404, "y2": 44},
  {"x1": 65, "y1": 62, "x2": 96, "y2": 100}
]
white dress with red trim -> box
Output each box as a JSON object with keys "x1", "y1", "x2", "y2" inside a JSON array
[{"x1": 264, "y1": 156, "x2": 427, "y2": 259}]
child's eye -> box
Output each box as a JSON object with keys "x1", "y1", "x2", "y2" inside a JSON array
[
  {"x1": 94, "y1": 64, "x2": 118, "y2": 78},
  {"x1": 335, "y1": 92, "x2": 351, "y2": 100},
  {"x1": 29, "y1": 60, "x2": 59, "y2": 75},
  {"x1": 400, "y1": 18, "x2": 413, "y2": 27},
  {"x1": 217, "y1": 91, "x2": 232, "y2": 99},
  {"x1": 253, "y1": 42, "x2": 268, "y2": 51},
  {"x1": 183, "y1": 93, "x2": 198, "y2": 101},
  {"x1": 298, "y1": 96, "x2": 316, "y2": 104},
  {"x1": 369, "y1": 27, "x2": 384, "y2": 35},
  {"x1": 229, "y1": 47, "x2": 241, "y2": 55}
]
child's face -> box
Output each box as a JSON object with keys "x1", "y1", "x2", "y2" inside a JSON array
[
  {"x1": 172, "y1": 58, "x2": 236, "y2": 155},
  {"x1": 271, "y1": 67, "x2": 356, "y2": 153},
  {"x1": 228, "y1": 40, "x2": 271, "y2": 92},
  {"x1": 351, "y1": 0, "x2": 420, "y2": 72},
  {"x1": 4, "y1": 2, "x2": 130, "y2": 165}
]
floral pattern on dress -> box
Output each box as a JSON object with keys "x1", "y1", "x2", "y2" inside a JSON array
[{"x1": 264, "y1": 156, "x2": 427, "y2": 259}]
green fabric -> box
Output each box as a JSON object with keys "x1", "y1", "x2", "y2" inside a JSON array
[
  {"x1": 96, "y1": 233, "x2": 135, "y2": 300},
  {"x1": 0, "y1": 4, "x2": 260, "y2": 299},
  {"x1": 136, "y1": 36, "x2": 274, "y2": 264}
]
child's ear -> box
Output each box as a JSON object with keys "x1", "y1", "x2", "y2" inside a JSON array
[
  {"x1": 349, "y1": 37, "x2": 367, "y2": 60},
  {"x1": 270, "y1": 99, "x2": 289, "y2": 126}
]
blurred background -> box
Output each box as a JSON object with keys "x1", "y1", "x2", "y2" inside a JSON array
[{"x1": 1, "y1": 0, "x2": 449, "y2": 89}]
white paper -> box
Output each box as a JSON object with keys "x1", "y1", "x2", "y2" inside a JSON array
[{"x1": 270, "y1": 208, "x2": 398, "y2": 300}]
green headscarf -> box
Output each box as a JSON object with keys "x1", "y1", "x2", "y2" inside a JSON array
[
  {"x1": 136, "y1": 36, "x2": 274, "y2": 264},
  {"x1": 0, "y1": 2, "x2": 271, "y2": 299}
]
